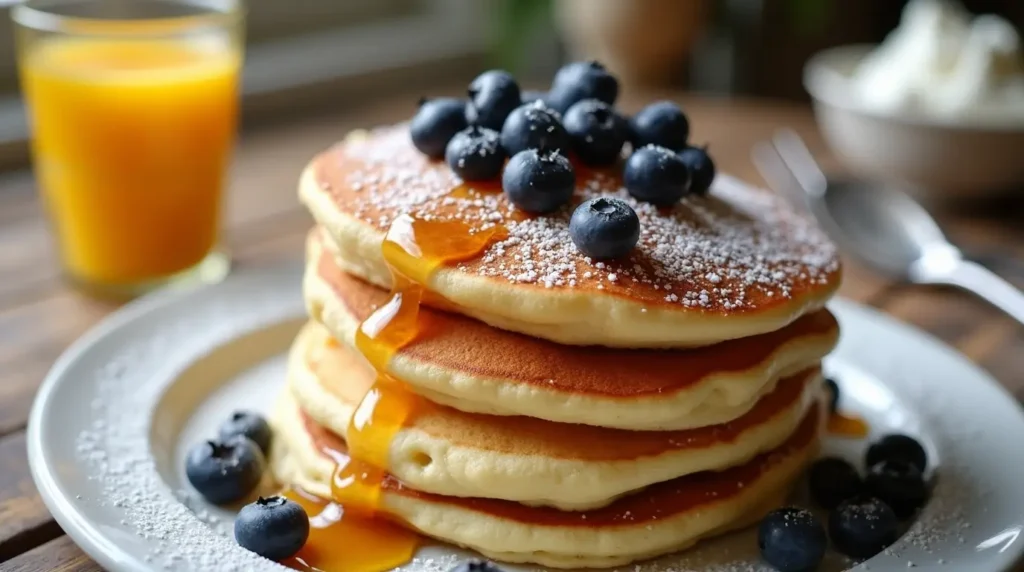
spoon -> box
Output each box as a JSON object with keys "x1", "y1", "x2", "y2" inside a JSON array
[{"x1": 754, "y1": 129, "x2": 1024, "y2": 325}]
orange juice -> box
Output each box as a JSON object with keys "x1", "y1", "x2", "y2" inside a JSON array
[{"x1": 21, "y1": 38, "x2": 240, "y2": 286}]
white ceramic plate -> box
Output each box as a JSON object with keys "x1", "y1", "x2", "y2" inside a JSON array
[{"x1": 28, "y1": 264, "x2": 1024, "y2": 572}]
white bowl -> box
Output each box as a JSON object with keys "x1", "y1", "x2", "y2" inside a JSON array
[{"x1": 803, "y1": 45, "x2": 1024, "y2": 198}]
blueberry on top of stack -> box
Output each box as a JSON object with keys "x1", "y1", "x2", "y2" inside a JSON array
[{"x1": 409, "y1": 61, "x2": 717, "y2": 260}]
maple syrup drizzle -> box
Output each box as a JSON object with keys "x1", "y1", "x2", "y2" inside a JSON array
[
  {"x1": 330, "y1": 212, "x2": 508, "y2": 509},
  {"x1": 292, "y1": 187, "x2": 507, "y2": 570}
]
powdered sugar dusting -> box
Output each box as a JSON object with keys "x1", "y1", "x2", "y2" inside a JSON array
[
  {"x1": 319, "y1": 125, "x2": 839, "y2": 313},
  {"x1": 874, "y1": 368, "x2": 985, "y2": 563},
  {"x1": 71, "y1": 279, "x2": 301, "y2": 571}
]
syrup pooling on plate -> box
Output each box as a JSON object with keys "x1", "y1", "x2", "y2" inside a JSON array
[
  {"x1": 828, "y1": 412, "x2": 870, "y2": 438},
  {"x1": 282, "y1": 488, "x2": 418, "y2": 572}
]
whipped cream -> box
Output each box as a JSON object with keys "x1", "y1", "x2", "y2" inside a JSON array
[{"x1": 852, "y1": 0, "x2": 1024, "y2": 123}]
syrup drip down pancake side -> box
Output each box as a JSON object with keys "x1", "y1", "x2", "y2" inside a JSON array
[
  {"x1": 301, "y1": 126, "x2": 841, "y2": 348},
  {"x1": 304, "y1": 231, "x2": 838, "y2": 431},
  {"x1": 269, "y1": 390, "x2": 824, "y2": 569},
  {"x1": 287, "y1": 321, "x2": 821, "y2": 510}
]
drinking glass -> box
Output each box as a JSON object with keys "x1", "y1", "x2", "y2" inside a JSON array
[{"x1": 14, "y1": 0, "x2": 243, "y2": 298}]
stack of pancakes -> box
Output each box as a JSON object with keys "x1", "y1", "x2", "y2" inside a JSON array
[{"x1": 270, "y1": 126, "x2": 842, "y2": 568}]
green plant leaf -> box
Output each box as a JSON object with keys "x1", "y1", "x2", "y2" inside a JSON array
[{"x1": 492, "y1": 0, "x2": 552, "y2": 72}]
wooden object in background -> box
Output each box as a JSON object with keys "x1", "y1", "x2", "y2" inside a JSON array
[{"x1": 554, "y1": 0, "x2": 708, "y2": 87}]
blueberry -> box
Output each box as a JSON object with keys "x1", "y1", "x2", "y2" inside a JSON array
[
  {"x1": 465, "y1": 70, "x2": 521, "y2": 130},
  {"x1": 629, "y1": 101, "x2": 690, "y2": 152},
  {"x1": 562, "y1": 99, "x2": 629, "y2": 166},
  {"x1": 866, "y1": 434, "x2": 928, "y2": 473},
  {"x1": 677, "y1": 145, "x2": 716, "y2": 195},
  {"x1": 547, "y1": 60, "x2": 619, "y2": 114},
  {"x1": 823, "y1": 377, "x2": 840, "y2": 413},
  {"x1": 757, "y1": 507, "x2": 826, "y2": 572},
  {"x1": 866, "y1": 459, "x2": 929, "y2": 519},
  {"x1": 808, "y1": 457, "x2": 863, "y2": 509},
  {"x1": 410, "y1": 97, "x2": 468, "y2": 159},
  {"x1": 218, "y1": 410, "x2": 272, "y2": 455},
  {"x1": 624, "y1": 144, "x2": 691, "y2": 206},
  {"x1": 235, "y1": 495, "x2": 310, "y2": 561},
  {"x1": 445, "y1": 126, "x2": 505, "y2": 181},
  {"x1": 521, "y1": 90, "x2": 548, "y2": 106},
  {"x1": 502, "y1": 149, "x2": 575, "y2": 214},
  {"x1": 828, "y1": 496, "x2": 899, "y2": 559},
  {"x1": 449, "y1": 559, "x2": 504, "y2": 572},
  {"x1": 500, "y1": 101, "x2": 569, "y2": 156},
  {"x1": 569, "y1": 198, "x2": 640, "y2": 260},
  {"x1": 185, "y1": 437, "x2": 265, "y2": 505}
]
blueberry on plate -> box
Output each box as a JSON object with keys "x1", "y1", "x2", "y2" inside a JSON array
[
  {"x1": 465, "y1": 70, "x2": 521, "y2": 130},
  {"x1": 823, "y1": 377, "x2": 840, "y2": 413},
  {"x1": 449, "y1": 558, "x2": 504, "y2": 572},
  {"x1": 502, "y1": 149, "x2": 575, "y2": 214},
  {"x1": 547, "y1": 60, "x2": 619, "y2": 114},
  {"x1": 562, "y1": 99, "x2": 629, "y2": 166},
  {"x1": 218, "y1": 410, "x2": 272, "y2": 455},
  {"x1": 445, "y1": 126, "x2": 505, "y2": 181},
  {"x1": 186, "y1": 437, "x2": 265, "y2": 505},
  {"x1": 500, "y1": 101, "x2": 569, "y2": 156},
  {"x1": 629, "y1": 101, "x2": 690, "y2": 152},
  {"x1": 235, "y1": 495, "x2": 310, "y2": 561},
  {"x1": 757, "y1": 507, "x2": 826, "y2": 572},
  {"x1": 677, "y1": 145, "x2": 716, "y2": 195},
  {"x1": 808, "y1": 456, "x2": 863, "y2": 510},
  {"x1": 410, "y1": 97, "x2": 468, "y2": 159},
  {"x1": 866, "y1": 433, "x2": 928, "y2": 473},
  {"x1": 570, "y1": 198, "x2": 640, "y2": 260},
  {"x1": 624, "y1": 144, "x2": 691, "y2": 206},
  {"x1": 828, "y1": 496, "x2": 899, "y2": 559},
  {"x1": 866, "y1": 459, "x2": 929, "y2": 519},
  {"x1": 521, "y1": 89, "x2": 548, "y2": 106}
]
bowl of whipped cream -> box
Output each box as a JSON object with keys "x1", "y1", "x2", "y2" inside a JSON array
[{"x1": 804, "y1": 0, "x2": 1024, "y2": 197}]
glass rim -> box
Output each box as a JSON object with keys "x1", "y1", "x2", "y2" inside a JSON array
[{"x1": 12, "y1": 0, "x2": 243, "y2": 36}]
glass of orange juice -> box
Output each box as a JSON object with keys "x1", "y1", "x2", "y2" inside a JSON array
[{"x1": 14, "y1": 0, "x2": 243, "y2": 298}]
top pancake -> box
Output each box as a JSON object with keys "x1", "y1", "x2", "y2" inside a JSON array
[{"x1": 301, "y1": 125, "x2": 841, "y2": 348}]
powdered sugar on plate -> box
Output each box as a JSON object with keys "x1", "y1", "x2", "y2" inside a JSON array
[{"x1": 68, "y1": 271, "x2": 303, "y2": 571}]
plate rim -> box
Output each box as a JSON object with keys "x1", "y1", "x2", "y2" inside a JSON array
[
  {"x1": 27, "y1": 265, "x2": 302, "y2": 571},
  {"x1": 25, "y1": 275, "x2": 1024, "y2": 571}
]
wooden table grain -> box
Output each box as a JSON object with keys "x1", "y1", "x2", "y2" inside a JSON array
[{"x1": 2, "y1": 91, "x2": 1023, "y2": 571}]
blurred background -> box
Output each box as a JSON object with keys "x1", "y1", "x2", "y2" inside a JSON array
[
  {"x1": 6, "y1": 4, "x2": 1024, "y2": 569},
  {"x1": 0, "y1": 0, "x2": 1019, "y2": 170}
]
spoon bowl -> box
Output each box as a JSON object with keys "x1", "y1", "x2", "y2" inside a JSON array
[
  {"x1": 813, "y1": 180, "x2": 952, "y2": 279},
  {"x1": 754, "y1": 130, "x2": 1024, "y2": 326}
]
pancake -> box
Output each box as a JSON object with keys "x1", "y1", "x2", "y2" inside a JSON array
[
  {"x1": 288, "y1": 320, "x2": 821, "y2": 510},
  {"x1": 270, "y1": 392, "x2": 823, "y2": 568},
  {"x1": 300, "y1": 126, "x2": 841, "y2": 348},
  {"x1": 305, "y1": 232, "x2": 839, "y2": 431}
]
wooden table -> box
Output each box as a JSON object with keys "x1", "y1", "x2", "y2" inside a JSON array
[{"x1": 2, "y1": 92, "x2": 1023, "y2": 571}]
